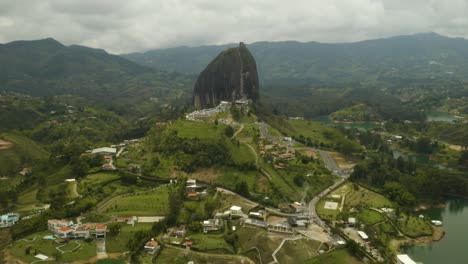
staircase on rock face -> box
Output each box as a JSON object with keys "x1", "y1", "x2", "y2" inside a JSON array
[
  {"x1": 238, "y1": 42, "x2": 245, "y2": 99},
  {"x1": 192, "y1": 41, "x2": 259, "y2": 109}
]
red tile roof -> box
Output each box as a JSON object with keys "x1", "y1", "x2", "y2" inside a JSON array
[
  {"x1": 95, "y1": 225, "x2": 107, "y2": 230},
  {"x1": 146, "y1": 240, "x2": 158, "y2": 247},
  {"x1": 59, "y1": 227, "x2": 72, "y2": 232}
]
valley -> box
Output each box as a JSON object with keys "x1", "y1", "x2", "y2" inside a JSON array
[{"x1": 1, "y1": 33, "x2": 468, "y2": 264}]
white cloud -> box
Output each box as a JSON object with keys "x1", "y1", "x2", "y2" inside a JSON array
[{"x1": 0, "y1": 0, "x2": 468, "y2": 53}]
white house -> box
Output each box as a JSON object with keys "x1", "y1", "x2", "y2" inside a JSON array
[
  {"x1": 144, "y1": 239, "x2": 160, "y2": 254},
  {"x1": 0, "y1": 213, "x2": 20, "y2": 227},
  {"x1": 202, "y1": 219, "x2": 222, "y2": 233},
  {"x1": 47, "y1": 219, "x2": 72, "y2": 232},
  {"x1": 357, "y1": 231, "x2": 369, "y2": 240},
  {"x1": 230, "y1": 206, "x2": 243, "y2": 215}
]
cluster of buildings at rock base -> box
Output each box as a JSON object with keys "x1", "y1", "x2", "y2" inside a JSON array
[{"x1": 186, "y1": 99, "x2": 251, "y2": 121}]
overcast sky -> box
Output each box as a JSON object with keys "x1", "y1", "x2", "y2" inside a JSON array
[{"x1": 1, "y1": 0, "x2": 468, "y2": 54}]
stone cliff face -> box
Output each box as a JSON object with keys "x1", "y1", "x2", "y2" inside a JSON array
[{"x1": 193, "y1": 42, "x2": 259, "y2": 109}]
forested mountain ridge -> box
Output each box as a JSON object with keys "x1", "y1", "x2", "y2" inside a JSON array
[
  {"x1": 123, "y1": 33, "x2": 468, "y2": 87},
  {"x1": 0, "y1": 38, "x2": 193, "y2": 104}
]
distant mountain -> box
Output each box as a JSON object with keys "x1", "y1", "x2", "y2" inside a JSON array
[
  {"x1": 122, "y1": 33, "x2": 468, "y2": 87},
  {"x1": 193, "y1": 43, "x2": 259, "y2": 109},
  {"x1": 0, "y1": 38, "x2": 192, "y2": 103}
]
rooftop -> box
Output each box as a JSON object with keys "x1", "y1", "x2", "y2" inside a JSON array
[
  {"x1": 397, "y1": 254, "x2": 416, "y2": 264},
  {"x1": 91, "y1": 147, "x2": 117, "y2": 154},
  {"x1": 59, "y1": 227, "x2": 72, "y2": 232},
  {"x1": 230, "y1": 205, "x2": 242, "y2": 211}
]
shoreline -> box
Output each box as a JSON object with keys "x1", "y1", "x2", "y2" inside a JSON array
[
  {"x1": 328, "y1": 119, "x2": 382, "y2": 125},
  {"x1": 392, "y1": 226, "x2": 445, "y2": 254},
  {"x1": 414, "y1": 203, "x2": 446, "y2": 212}
]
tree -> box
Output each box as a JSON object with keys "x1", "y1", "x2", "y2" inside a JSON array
[
  {"x1": 108, "y1": 222, "x2": 121, "y2": 237},
  {"x1": 224, "y1": 126, "x2": 234, "y2": 138},
  {"x1": 70, "y1": 156, "x2": 89, "y2": 178},
  {"x1": 294, "y1": 175, "x2": 305, "y2": 187},
  {"x1": 459, "y1": 150, "x2": 468, "y2": 166},
  {"x1": 235, "y1": 181, "x2": 249, "y2": 197}
]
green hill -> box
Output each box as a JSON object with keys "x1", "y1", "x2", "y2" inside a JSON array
[
  {"x1": 329, "y1": 103, "x2": 380, "y2": 122},
  {"x1": 0, "y1": 133, "x2": 48, "y2": 176},
  {"x1": 123, "y1": 33, "x2": 468, "y2": 86},
  {"x1": 0, "y1": 38, "x2": 193, "y2": 105}
]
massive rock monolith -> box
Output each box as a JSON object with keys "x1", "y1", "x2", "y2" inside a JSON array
[{"x1": 193, "y1": 42, "x2": 259, "y2": 109}]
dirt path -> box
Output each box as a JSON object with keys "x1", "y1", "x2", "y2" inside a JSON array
[
  {"x1": 0, "y1": 139, "x2": 13, "y2": 150},
  {"x1": 269, "y1": 236, "x2": 303, "y2": 264},
  {"x1": 165, "y1": 244, "x2": 255, "y2": 264},
  {"x1": 70, "y1": 181, "x2": 81, "y2": 198},
  {"x1": 242, "y1": 142, "x2": 259, "y2": 167},
  {"x1": 231, "y1": 124, "x2": 245, "y2": 139}
]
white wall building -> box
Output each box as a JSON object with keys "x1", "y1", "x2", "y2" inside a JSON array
[{"x1": 0, "y1": 213, "x2": 19, "y2": 227}]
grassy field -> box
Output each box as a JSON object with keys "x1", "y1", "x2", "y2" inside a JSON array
[
  {"x1": 10, "y1": 232, "x2": 96, "y2": 263},
  {"x1": 305, "y1": 249, "x2": 364, "y2": 264},
  {"x1": 317, "y1": 182, "x2": 393, "y2": 221},
  {"x1": 316, "y1": 199, "x2": 341, "y2": 222},
  {"x1": 276, "y1": 238, "x2": 322, "y2": 264},
  {"x1": 227, "y1": 142, "x2": 255, "y2": 165},
  {"x1": 237, "y1": 227, "x2": 283, "y2": 264},
  {"x1": 104, "y1": 186, "x2": 170, "y2": 216},
  {"x1": 156, "y1": 245, "x2": 250, "y2": 264},
  {"x1": 107, "y1": 223, "x2": 153, "y2": 253},
  {"x1": 357, "y1": 209, "x2": 385, "y2": 225},
  {"x1": 340, "y1": 183, "x2": 393, "y2": 209},
  {"x1": 397, "y1": 215, "x2": 433, "y2": 238},
  {"x1": 79, "y1": 172, "x2": 120, "y2": 193},
  {"x1": 171, "y1": 120, "x2": 227, "y2": 139},
  {"x1": 189, "y1": 232, "x2": 234, "y2": 253},
  {"x1": 265, "y1": 117, "x2": 361, "y2": 151}
]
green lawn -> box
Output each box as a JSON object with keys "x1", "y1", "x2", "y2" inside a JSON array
[
  {"x1": 305, "y1": 249, "x2": 364, "y2": 264},
  {"x1": 107, "y1": 223, "x2": 153, "y2": 253},
  {"x1": 104, "y1": 186, "x2": 170, "y2": 216},
  {"x1": 10, "y1": 232, "x2": 96, "y2": 263},
  {"x1": 316, "y1": 199, "x2": 341, "y2": 222},
  {"x1": 397, "y1": 215, "x2": 433, "y2": 238},
  {"x1": 276, "y1": 238, "x2": 322, "y2": 264},
  {"x1": 357, "y1": 209, "x2": 385, "y2": 225}
]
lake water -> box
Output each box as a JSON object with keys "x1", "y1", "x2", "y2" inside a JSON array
[
  {"x1": 425, "y1": 111, "x2": 458, "y2": 122},
  {"x1": 404, "y1": 199, "x2": 468, "y2": 264},
  {"x1": 313, "y1": 116, "x2": 380, "y2": 131}
]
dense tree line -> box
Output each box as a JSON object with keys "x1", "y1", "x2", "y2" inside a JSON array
[{"x1": 351, "y1": 153, "x2": 468, "y2": 206}]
